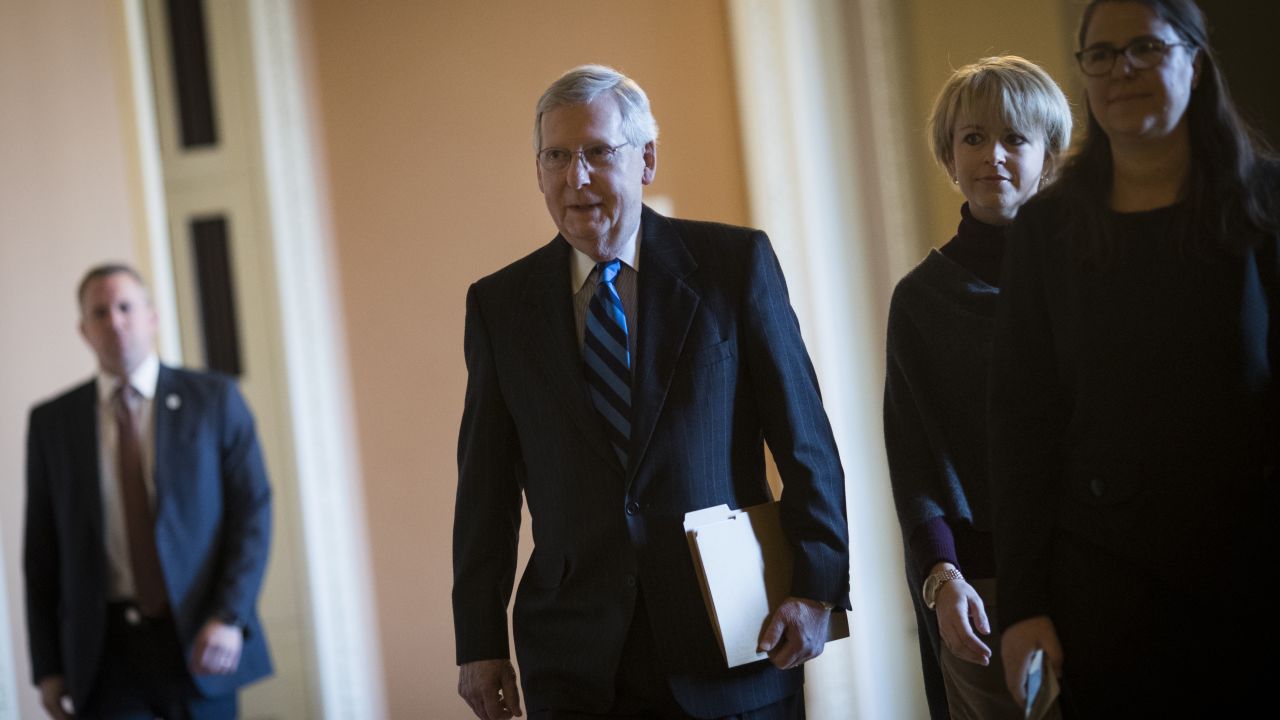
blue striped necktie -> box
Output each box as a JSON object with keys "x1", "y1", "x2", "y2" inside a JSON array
[{"x1": 584, "y1": 260, "x2": 631, "y2": 467}]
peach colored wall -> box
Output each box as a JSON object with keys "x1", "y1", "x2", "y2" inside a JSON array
[
  {"x1": 305, "y1": 1, "x2": 748, "y2": 716},
  {"x1": 0, "y1": 2, "x2": 142, "y2": 718}
]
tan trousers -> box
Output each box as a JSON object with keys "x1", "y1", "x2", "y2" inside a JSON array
[{"x1": 937, "y1": 578, "x2": 1058, "y2": 720}]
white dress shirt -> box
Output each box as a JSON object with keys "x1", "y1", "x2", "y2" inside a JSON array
[
  {"x1": 571, "y1": 225, "x2": 640, "y2": 354},
  {"x1": 95, "y1": 352, "x2": 159, "y2": 600}
]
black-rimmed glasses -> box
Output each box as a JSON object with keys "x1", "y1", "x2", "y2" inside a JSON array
[{"x1": 1075, "y1": 38, "x2": 1196, "y2": 77}]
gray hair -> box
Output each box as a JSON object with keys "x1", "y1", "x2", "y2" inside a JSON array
[
  {"x1": 533, "y1": 64, "x2": 660, "y2": 152},
  {"x1": 928, "y1": 56, "x2": 1073, "y2": 180}
]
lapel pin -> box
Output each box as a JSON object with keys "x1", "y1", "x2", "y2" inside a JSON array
[{"x1": 166, "y1": 393, "x2": 182, "y2": 411}]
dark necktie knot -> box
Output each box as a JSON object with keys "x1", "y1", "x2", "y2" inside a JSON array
[{"x1": 112, "y1": 383, "x2": 139, "y2": 423}]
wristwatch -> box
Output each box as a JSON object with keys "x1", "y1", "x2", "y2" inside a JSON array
[{"x1": 922, "y1": 567, "x2": 964, "y2": 610}]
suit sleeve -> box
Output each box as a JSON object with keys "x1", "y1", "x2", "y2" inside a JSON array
[
  {"x1": 740, "y1": 231, "x2": 850, "y2": 608},
  {"x1": 988, "y1": 213, "x2": 1069, "y2": 631},
  {"x1": 23, "y1": 406, "x2": 62, "y2": 683},
  {"x1": 453, "y1": 283, "x2": 524, "y2": 664},
  {"x1": 211, "y1": 379, "x2": 273, "y2": 630}
]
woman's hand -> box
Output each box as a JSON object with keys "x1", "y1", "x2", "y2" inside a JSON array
[
  {"x1": 1001, "y1": 615, "x2": 1063, "y2": 706},
  {"x1": 934, "y1": 574, "x2": 993, "y2": 665}
]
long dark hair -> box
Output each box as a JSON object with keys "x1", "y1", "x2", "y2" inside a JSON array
[{"x1": 1052, "y1": 0, "x2": 1276, "y2": 263}]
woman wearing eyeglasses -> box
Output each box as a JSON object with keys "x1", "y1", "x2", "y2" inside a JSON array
[
  {"x1": 884, "y1": 56, "x2": 1071, "y2": 720},
  {"x1": 990, "y1": 1, "x2": 1277, "y2": 716}
]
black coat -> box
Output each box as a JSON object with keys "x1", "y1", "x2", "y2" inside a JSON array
[{"x1": 453, "y1": 206, "x2": 849, "y2": 717}]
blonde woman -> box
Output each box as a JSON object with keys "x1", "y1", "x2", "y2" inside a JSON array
[{"x1": 884, "y1": 56, "x2": 1071, "y2": 719}]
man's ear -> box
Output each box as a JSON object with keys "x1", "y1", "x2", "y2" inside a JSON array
[{"x1": 641, "y1": 141, "x2": 657, "y2": 185}]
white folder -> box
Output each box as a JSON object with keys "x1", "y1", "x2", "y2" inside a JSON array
[{"x1": 684, "y1": 501, "x2": 849, "y2": 667}]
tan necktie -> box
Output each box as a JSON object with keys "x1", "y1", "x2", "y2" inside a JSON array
[{"x1": 112, "y1": 383, "x2": 168, "y2": 616}]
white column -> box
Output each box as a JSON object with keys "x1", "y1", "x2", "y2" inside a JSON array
[
  {"x1": 247, "y1": 1, "x2": 387, "y2": 718},
  {"x1": 726, "y1": 1, "x2": 925, "y2": 717},
  {"x1": 0, "y1": 534, "x2": 18, "y2": 720},
  {"x1": 119, "y1": 0, "x2": 182, "y2": 363}
]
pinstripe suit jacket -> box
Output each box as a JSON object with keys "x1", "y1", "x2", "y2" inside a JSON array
[{"x1": 454, "y1": 206, "x2": 849, "y2": 717}]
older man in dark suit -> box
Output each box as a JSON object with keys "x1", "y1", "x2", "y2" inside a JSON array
[
  {"x1": 453, "y1": 65, "x2": 849, "y2": 720},
  {"x1": 24, "y1": 264, "x2": 272, "y2": 719}
]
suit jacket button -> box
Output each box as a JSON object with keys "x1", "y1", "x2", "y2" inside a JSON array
[
  {"x1": 625, "y1": 501, "x2": 639, "y2": 516},
  {"x1": 1089, "y1": 477, "x2": 1105, "y2": 498}
]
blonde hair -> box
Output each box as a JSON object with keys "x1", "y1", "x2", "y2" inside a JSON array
[{"x1": 928, "y1": 56, "x2": 1072, "y2": 179}]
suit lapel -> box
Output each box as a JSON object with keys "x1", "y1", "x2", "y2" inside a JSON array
[
  {"x1": 521, "y1": 238, "x2": 621, "y2": 471},
  {"x1": 68, "y1": 381, "x2": 106, "y2": 557},
  {"x1": 152, "y1": 365, "x2": 194, "y2": 513},
  {"x1": 629, "y1": 207, "x2": 699, "y2": 487}
]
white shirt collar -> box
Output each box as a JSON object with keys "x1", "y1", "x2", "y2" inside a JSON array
[
  {"x1": 571, "y1": 224, "x2": 641, "y2": 293},
  {"x1": 96, "y1": 352, "x2": 160, "y2": 404}
]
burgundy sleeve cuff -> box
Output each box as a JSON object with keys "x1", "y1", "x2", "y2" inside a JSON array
[{"x1": 908, "y1": 516, "x2": 959, "y2": 579}]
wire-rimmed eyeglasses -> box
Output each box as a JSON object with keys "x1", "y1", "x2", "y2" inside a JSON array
[
  {"x1": 1075, "y1": 38, "x2": 1196, "y2": 77},
  {"x1": 536, "y1": 142, "x2": 633, "y2": 172}
]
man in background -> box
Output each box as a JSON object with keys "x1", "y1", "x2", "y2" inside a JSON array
[
  {"x1": 453, "y1": 65, "x2": 849, "y2": 720},
  {"x1": 24, "y1": 263, "x2": 273, "y2": 719}
]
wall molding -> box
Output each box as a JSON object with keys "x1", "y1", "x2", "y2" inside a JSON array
[{"x1": 119, "y1": 0, "x2": 386, "y2": 716}]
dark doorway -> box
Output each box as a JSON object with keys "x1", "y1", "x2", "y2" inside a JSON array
[{"x1": 1200, "y1": 1, "x2": 1280, "y2": 148}]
